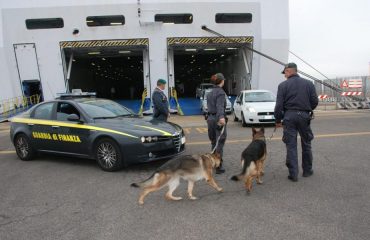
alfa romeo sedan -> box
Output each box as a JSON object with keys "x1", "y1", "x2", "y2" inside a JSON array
[{"x1": 10, "y1": 95, "x2": 185, "y2": 171}]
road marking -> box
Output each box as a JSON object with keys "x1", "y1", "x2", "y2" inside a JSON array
[
  {"x1": 0, "y1": 150, "x2": 16, "y2": 154},
  {"x1": 187, "y1": 131, "x2": 370, "y2": 145}
]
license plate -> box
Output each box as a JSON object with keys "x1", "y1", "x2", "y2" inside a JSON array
[
  {"x1": 181, "y1": 136, "x2": 186, "y2": 144},
  {"x1": 264, "y1": 115, "x2": 273, "y2": 119}
]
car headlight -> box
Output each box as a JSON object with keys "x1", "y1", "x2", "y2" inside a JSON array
[
  {"x1": 248, "y1": 107, "x2": 256, "y2": 113},
  {"x1": 141, "y1": 136, "x2": 159, "y2": 143}
]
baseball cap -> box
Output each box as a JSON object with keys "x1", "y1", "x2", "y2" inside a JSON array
[
  {"x1": 281, "y1": 62, "x2": 297, "y2": 74},
  {"x1": 157, "y1": 79, "x2": 167, "y2": 85}
]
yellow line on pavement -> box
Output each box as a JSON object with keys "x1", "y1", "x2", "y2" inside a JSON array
[
  {"x1": 187, "y1": 131, "x2": 370, "y2": 145},
  {"x1": 0, "y1": 150, "x2": 16, "y2": 154}
]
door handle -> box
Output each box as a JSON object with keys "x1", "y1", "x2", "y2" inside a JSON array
[{"x1": 52, "y1": 125, "x2": 60, "y2": 129}]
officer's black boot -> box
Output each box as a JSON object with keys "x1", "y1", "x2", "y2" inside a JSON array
[{"x1": 216, "y1": 159, "x2": 225, "y2": 174}]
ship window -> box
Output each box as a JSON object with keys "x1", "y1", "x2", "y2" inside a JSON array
[
  {"x1": 155, "y1": 14, "x2": 193, "y2": 24},
  {"x1": 86, "y1": 15, "x2": 125, "y2": 27},
  {"x1": 26, "y1": 18, "x2": 64, "y2": 29},
  {"x1": 215, "y1": 13, "x2": 252, "y2": 23}
]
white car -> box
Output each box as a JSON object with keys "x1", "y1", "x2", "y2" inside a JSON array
[
  {"x1": 233, "y1": 90, "x2": 276, "y2": 126},
  {"x1": 200, "y1": 88, "x2": 233, "y2": 114},
  {"x1": 196, "y1": 83, "x2": 214, "y2": 98}
]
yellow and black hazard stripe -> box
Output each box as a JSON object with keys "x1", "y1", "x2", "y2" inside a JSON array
[
  {"x1": 60, "y1": 39, "x2": 149, "y2": 49},
  {"x1": 167, "y1": 37, "x2": 253, "y2": 45}
]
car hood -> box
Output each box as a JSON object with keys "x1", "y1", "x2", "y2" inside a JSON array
[
  {"x1": 93, "y1": 117, "x2": 182, "y2": 137},
  {"x1": 244, "y1": 102, "x2": 276, "y2": 111}
]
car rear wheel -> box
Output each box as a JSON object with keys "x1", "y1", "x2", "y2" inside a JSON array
[
  {"x1": 241, "y1": 112, "x2": 247, "y2": 127},
  {"x1": 14, "y1": 133, "x2": 35, "y2": 161},
  {"x1": 95, "y1": 138, "x2": 123, "y2": 171}
]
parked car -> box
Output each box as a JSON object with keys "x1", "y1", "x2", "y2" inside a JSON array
[
  {"x1": 10, "y1": 94, "x2": 185, "y2": 171},
  {"x1": 196, "y1": 83, "x2": 214, "y2": 98},
  {"x1": 233, "y1": 90, "x2": 276, "y2": 127},
  {"x1": 200, "y1": 88, "x2": 233, "y2": 114}
]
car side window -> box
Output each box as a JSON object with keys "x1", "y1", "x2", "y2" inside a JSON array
[
  {"x1": 56, "y1": 102, "x2": 80, "y2": 121},
  {"x1": 33, "y1": 103, "x2": 54, "y2": 120}
]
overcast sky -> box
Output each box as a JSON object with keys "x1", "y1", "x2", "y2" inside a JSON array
[{"x1": 289, "y1": 0, "x2": 370, "y2": 78}]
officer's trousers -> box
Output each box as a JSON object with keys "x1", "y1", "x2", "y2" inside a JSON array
[
  {"x1": 282, "y1": 111, "x2": 314, "y2": 177},
  {"x1": 207, "y1": 117, "x2": 227, "y2": 158}
]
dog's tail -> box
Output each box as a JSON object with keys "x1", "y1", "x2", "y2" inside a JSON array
[
  {"x1": 230, "y1": 158, "x2": 250, "y2": 181},
  {"x1": 131, "y1": 173, "x2": 156, "y2": 188}
]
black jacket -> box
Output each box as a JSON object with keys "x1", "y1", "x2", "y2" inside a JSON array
[{"x1": 274, "y1": 74, "x2": 318, "y2": 123}]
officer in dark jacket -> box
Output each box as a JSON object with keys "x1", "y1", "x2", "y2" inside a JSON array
[
  {"x1": 152, "y1": 79, "x2": 169, "y2": 121},
  {"x1": 274, "y1": 63, "x2": 318, "y2": 182},
  {"x1": 207, "y1": 73, "x2": 227, "y2": 174}
]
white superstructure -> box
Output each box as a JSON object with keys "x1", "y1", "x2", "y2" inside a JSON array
[{"x1": 0, "y1": 0, "x2": 289, "y2": 106}]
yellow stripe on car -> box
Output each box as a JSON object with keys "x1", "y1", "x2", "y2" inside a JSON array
[
  {"x1": 134, "y1": 125, "x2": 172, "y2": 136},
  {"x1": 11, "y1": 117, "x2": 138, "y2": 139}
]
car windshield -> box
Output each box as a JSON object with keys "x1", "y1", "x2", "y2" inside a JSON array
[
  {"x1": 77, "y1": 99, "x2": 135, "y2": 119},
  {"x1": 244, "y1": 92, "x2": 276, "y2": 102}
]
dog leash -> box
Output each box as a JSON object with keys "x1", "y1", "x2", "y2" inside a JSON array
[
  {"x1": 211, "y1": 125, "x2": 225, "y2": 154},
  {"x1": 268, "y1": 127, "x2": 277, "y2": 141}
]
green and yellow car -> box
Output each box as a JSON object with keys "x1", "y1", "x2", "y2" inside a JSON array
[{"x1": 10, "y1": 96, "x2": 185, "y2": 171}]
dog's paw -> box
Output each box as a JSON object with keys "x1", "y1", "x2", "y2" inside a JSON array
[
  {"x1": 217, "y1": 187, "x2": 223, "y2": 192},
  {"x1": 189, "y1": 196, "x2": 198, "y2": 200},
  {"x1": 138, "y1": 201, "x2": 144, "y2": 205},
  {"x1": 257, "y1": 180, "x2": 263, "y2": 184}
]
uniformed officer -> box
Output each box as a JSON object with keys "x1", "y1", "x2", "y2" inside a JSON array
[
  {"x1": 152, "y1": 79, "x2": 170, "y2": 121},
  {"x1": 206, "y1": 73, "x2": 227, "y2": 174},
  {"x1": 274, "y1": 63, "x2": 318, "y2": 182}
]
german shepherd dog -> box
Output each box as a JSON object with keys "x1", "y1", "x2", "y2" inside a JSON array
[
  {"x1": 131, "y1": 152, "x2": 223, "y2": 205},
  {"x1": 231, "y1": 128, "x2": 266, "y2": 193}
]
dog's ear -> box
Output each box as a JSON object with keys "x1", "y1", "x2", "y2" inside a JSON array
[
  {"x1": 212, "y1": 152, "x2": 221, "y2": 160},
  {"x1": 252, "y1": 128, "x2": 257, "y2": 136}
]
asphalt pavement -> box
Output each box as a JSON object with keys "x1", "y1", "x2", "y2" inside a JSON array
[{"x1": 0, "y1": 110, "x2": 369, "y2": 240}]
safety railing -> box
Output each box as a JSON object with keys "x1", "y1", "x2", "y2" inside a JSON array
[{"x1": 0, "y1": 94, "x2": 41, "y2": 120}]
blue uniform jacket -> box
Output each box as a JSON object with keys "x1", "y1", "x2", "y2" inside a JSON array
[
  {"x1": 152, "y1": 87, "x2": 169, "y2": 121},
  {"x1": 274, "y1": 74, "x2": 318, "y2": 123}
]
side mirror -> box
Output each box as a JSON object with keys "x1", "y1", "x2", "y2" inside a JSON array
[
  {"x1": 67, "y1": 114, "x2": 81, "y2": 122},
  {"x1": 236, "y1": 100, "x2": 241, "y2": 104}
]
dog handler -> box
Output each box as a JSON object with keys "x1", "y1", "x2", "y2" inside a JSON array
[
  {"x1": 206, "y1": 73, "x2": 228, "y2": 174},
  {"x1": 274, "y1": 63, "x2": 318, "y2": 182},
  {"x1": 152, "y1": 79, "x2": 170, "y2": 121}
]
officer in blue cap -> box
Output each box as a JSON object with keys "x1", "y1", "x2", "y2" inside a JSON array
[
  {"x1": 152, "y1": 79, "x2": 170, "y2": 121},
  {"x1": 206, "y1": 73, "x2": 227, "y2": 174},
  {"x1": 274, "y1": 63, "x2": 318, "y2": 182}
]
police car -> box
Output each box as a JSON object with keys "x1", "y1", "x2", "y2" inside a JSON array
[{"x1": 10, "y1": 93, "x2": 186, "y2": 171}]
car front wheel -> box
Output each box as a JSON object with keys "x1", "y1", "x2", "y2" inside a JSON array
[
  {"x1": 14, "y1": 133, "x2": 36, "y2": 161},
  {"x1": 233, "y1": 112, "x2": 239, "y2": 122},
  {"x1": 241, "y1": 112, "x2": 247, "y2": 127},
  {"x1": 95, "y1": 138, "x2": 123, "y2": 171}
]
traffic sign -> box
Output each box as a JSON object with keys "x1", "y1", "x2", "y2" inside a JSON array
[{"x1": 341, "y1": 80, "x2": 349, "y2": 88}]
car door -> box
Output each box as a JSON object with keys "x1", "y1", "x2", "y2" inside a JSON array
[
  {"x1": 29, "y1": 102, "x2": 57, "y2": 151},
  {"x1": 53, "y1": 102, "x2": 91, "y2": 156},
  {"x1": 234, "y1": 92, "x2": 243, "y2": 118}
]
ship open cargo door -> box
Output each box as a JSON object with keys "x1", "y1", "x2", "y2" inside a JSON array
[
  {"x1": 60, "y1": 39, "x2": 150, "y2": 104},
  {"x1": 167, "y1": 37, "x2": 253, "y2": 98}
]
